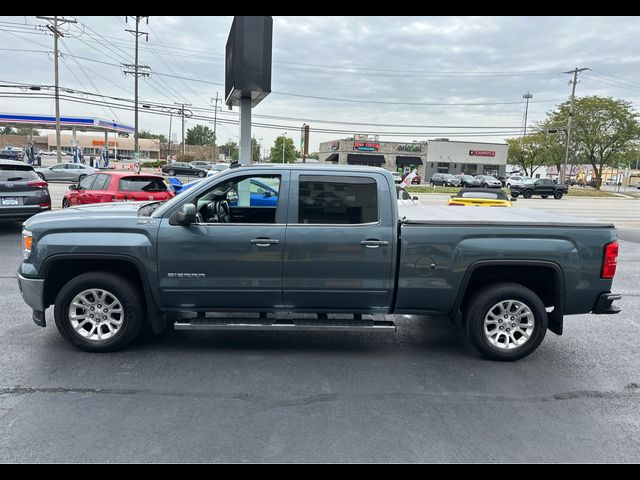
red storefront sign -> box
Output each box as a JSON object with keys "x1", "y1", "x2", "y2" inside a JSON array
[
  {"x1": 469, "y1": 149, "x2": 495, "y2": 157},
  {"x1": 92, "y1": 140, "x2": 118, "y2": 146},
  {"x1": 354, "y1": 142, "x2": 380, "y2": 152}
]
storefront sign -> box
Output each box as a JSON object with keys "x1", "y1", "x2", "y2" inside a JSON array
[
  {"x1": 354, "y1": 141, "x2": 380, "y2": 152},
  {"x1": 397, "y1": 144, "x2": 421, "y2": 153},
  {"x1": 469, "y1": 149, "x2": 495, "y2": 157},
  {"x1": 92, "y1": 140, "x2": 118, "y2": 147}
]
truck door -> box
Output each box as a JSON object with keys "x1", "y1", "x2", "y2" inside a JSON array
[
  {"x1": 156, "y1": 171, "x2": 290, "y2": 310},
  {"x1": 283, "y1": 172, "x2": 396, "y2": 312}
]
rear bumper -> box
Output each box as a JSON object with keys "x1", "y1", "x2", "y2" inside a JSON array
[
  {"x1": 0, "y1": 206, "x2": 50, "y2": 220},
  {"x1": 592, "y1": 292, "x2": 622, "y2": 314},
  {"x1": 17, "y1": 273, "x2": 46, "y2": 326}
]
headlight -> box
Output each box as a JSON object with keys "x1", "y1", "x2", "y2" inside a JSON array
[{"x1": 22, "y1": 229, "x2": 33, "y2": 259}]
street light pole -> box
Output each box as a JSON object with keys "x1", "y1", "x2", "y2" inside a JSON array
[{"x1": 282, "y1": 132, "x2": 287, "y2": 163}]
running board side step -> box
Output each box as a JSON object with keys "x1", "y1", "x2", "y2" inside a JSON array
[{"x1": 174, "y1": 318, "x2": 396, "y2": 333}]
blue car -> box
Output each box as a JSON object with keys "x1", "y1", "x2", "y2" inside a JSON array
[{"x1": 170, "y1": 177, "x2": 278, "y2": 206}]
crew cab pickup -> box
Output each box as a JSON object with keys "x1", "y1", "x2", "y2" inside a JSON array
[
  {"x1": 17, "y1": 165, "x2": 621, "y2": 360},
  {"x1": 510, "y1": 178, "x2": 567, "y2": 199}
]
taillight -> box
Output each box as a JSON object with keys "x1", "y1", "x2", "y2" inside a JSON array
[
  {"x1": 601, "y1": 241, "x2": 618, "y2": 279},
  {"x1": 27, "y1": 180, "x2": 48, "y2": 189}
]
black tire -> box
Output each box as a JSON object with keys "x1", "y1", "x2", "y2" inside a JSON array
[
  {"x1": 54, "y1": 271, "x2": 145, "y2": 352},
  {"x1": 483, "y1": 183, "x2": 488, "y2": 188},
  {"x1": 168, "y1": 169, "x2": 175, "y2": 176},
  {"x1": 554, "y1": 190, "x2": 563, "y2": 199},
  {"x1": 511, "y1": 193, "x2": 519, "y2": 198},
  {"x1": 62, "y1": 198, "x2": 70, "y2": 208},
  {"x1": 37, "y1": 172, "x2": 46, "y2": 180},
  {"x1": 523, "y1": 189, "x2": 533, "y2": 199},
  {"x1": 197, "y1": 171, "x2": 205, "y2": 178},
  {"x1": 541, "y1": 195, "x2": 549, "y2": 199},
  {"x1": 463, "y1": 282, "x2": 548, "y2": 361}
]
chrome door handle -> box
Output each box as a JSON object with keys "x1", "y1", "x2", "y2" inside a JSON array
[
  {"x1": 251, "y1": 238, "x2": 280, "y2": 247},
  {"x1": 360, "y1": 240, "x2": 389, "y2": 248}
]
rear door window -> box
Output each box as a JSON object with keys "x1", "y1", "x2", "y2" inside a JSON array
[
  {"x1": 78, "y1": 174, "x2": 98, "y2": 190},
  {"x1": 119, "y1": 176, "x2": 168, "y2": 192},
  {"x1": 91, "y1": 174, "x2": 112, "y2": 191},
  {"x1": 298, "y1": 175, "x2": 378, "y2": 224}
]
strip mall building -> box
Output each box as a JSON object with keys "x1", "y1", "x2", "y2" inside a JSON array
[{"x1": 319, "y1": 136, "x2": 508, "y2": 179}]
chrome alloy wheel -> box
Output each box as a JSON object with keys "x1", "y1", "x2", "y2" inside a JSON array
[
  {"x1": 483, "y1": 299, "x2": 535, "y2": 350},
  {"x1": 68, "y1": 289, "x2": 124, "y2": 342}
]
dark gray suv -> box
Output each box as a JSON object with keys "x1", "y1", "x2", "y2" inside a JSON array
[
  {"x1": 0, "y1": 160, "x2": 51, "y2": 221},
  {"x1": 430, "y1": 173, "x2": 461, "y2": 187}
]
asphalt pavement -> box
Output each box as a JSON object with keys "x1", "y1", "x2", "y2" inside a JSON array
[{"x1": 0, "y1": 196, "x2": 638, "y2": 463}]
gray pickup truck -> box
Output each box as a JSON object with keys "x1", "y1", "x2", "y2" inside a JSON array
[{"x1": 17, "y1": 165, "x2": 621, "y2": 360}]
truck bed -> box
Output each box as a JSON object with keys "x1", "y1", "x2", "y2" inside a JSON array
[{"x1": 398, "y1": 205, "x2": 614, "y2": 228}]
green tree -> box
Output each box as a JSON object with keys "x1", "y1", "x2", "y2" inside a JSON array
[
  {"x1": 220, "y1": 141, "x2": 239, "y2": 161},
  {"x1": 536, "y1": 122, "x2": 567, "y2": 177},
  {"x1": 307, "y1": 151, "x2": 320, "y2": 160},
  {"x1": 15, "y1": 127, "x2": 40, "y2": 136},
  {"x1": 269, "y1": 136, "x2": 297, "y2": 163},
  {"x1": 138, "y1": 130, "x2": 167, "y2": 143},
  {"x1": 185, "y1": 124, "x2": 215, "y2": 146},
  {"x1": 251, "y1": 137, "x2": 262, "y2": 163},
  {"x1": 547, "y1": 96, "x2": 640, "y2": 189},
  {"x1": 0, "y1": 127, "x2": 15, "y2": 135},
  {"x1": 506, "y1": 133, "x2": 549, "y2": 177}
]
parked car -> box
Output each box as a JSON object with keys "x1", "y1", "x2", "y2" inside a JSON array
[
  {"x1": 457, "y1": 174, "x2": 481, "y2": 188},
  {"x1": 429, "y1": 173, "x2": 460, "y2": 187},
  {"x1": 391, "y1": 172, "x2": 403, "y2": 184},
  {"x1": 62, "y1": 172, "x2": 174, "y2": 208},
  {"x1": 0, "y1": 160, "x2": 51, "y2": 220},
  {"x1": 167, "y1": 177, "x2": 198, "y2": 194},
  {"x1": 161, "y1": 162, "x2": 207, "y2": 178},
  {"x1": 18, "y1": 165, "x2": 621, "y2": 361},
  {"x1": 209, "y1": 163, "x2": 230, "y2": 173},
  {"x1": 402, "y1": 171, "x2": 422, "y2": 185},
  {"x1": 510, "y1": 178, "x2": 565, "y2": 199},
  {"x1": 474, "y1": 175, "x2": 503, "y2": 188},
  {"x1": 35, "y1": 163, "x2": 98, "y2": 182},
  {"x1": 396, "y1": 185, "x2": 420, "y2": 205},
  {"x1": 448, "y1": 188, "x2": 513, "y2": 207},
  {"x1": 190, "y1": 160, "x2": 214, "y2": 170},
  {"x1": 506, "y1": 176, "x2": 533, "y2": 188}
]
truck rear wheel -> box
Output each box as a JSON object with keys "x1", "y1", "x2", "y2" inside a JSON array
[
  {"x1": 54, "y1": 271, "x2": 145, "y2": 352},
  {"x1": 463, "y1": 283, "x2": 547, "y2": 361},
  {"x1": 523, "y1": 189, "x2": 533, "y2": 198},
  {"x1": 554, "y1": 190, "x2": 563, "y2": 199}
]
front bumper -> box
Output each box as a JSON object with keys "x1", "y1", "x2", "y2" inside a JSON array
[
  {"x1": 592, "y1": 292, "x2": 622, "y2": 314},
  {"x1": 17, "y1": 273, "x2": 46, "y2": 326}
]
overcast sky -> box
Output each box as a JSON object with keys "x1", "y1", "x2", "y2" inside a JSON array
[{"x1": 1, "y1": 16, "x2": 639, "y2": 153}]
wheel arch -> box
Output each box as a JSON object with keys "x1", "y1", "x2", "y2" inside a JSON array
[
  {"x1": 41, "y1": 254, "x2": 165, "y2": 333},
  {"x1": 451, "y1": 260, "x2": 565, "y2": 335}
]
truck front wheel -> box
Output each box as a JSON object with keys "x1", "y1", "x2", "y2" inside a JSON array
[
  {"x1": 54, "y1": 272, "x2": 145, "y2": 352},
  {"x1": 463, "y1": 283, "x2": 547, "y2": 361}
]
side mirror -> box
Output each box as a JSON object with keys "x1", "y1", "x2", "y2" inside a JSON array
[
  {"x1": 176, "y1": 203, "x2": 197, "y2": 225},
  {"x1": 263, "y1": 190, "x2": 272, "y2": 198},
  {"x1": 413, "y1": 196, "x2": 419, "y2": 201},
  {"x1": 68, "y1": 184, "x2": 77, "y2": 190},
  {"x1": 510, "y1": 197, "x2": 518, "y2": 202}
]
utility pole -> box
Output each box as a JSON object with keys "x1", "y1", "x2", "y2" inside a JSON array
[
  {"x1": 37, "y1": 16, "x2": 77, "y2": 164},
  {"x1": 175, "y1": 103, "x2": 192, "y2": 156},
  {"x1": 124, "y1": 16, "x2": 150, "y2": 161},
  {"x1": 522, "y1": 92, "x2": 533, "y2": 137},
  {"x1": 561, "y1": 67, "x2": 589, "y2": 184},
  {"x1": 211, "y1": 93, "x2": 220, "y2": 146}
]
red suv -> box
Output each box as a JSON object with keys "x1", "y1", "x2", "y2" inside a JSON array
[{"x1": 62, "y1": 171, "x2": 174, "y2": 208}]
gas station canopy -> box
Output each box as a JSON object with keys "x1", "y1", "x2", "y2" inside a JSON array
[{"x1": 0, "y1": 113, "x2": 134, "y2": 135}]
